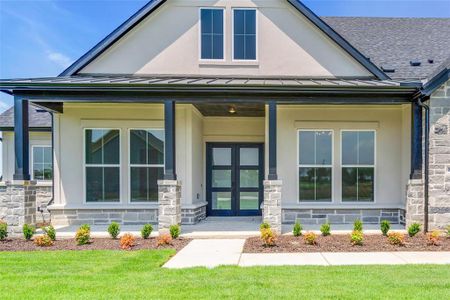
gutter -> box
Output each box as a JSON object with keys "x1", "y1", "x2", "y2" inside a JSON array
[{"x1": 417, "y1": 96, "x2": 430, "y2": 233}]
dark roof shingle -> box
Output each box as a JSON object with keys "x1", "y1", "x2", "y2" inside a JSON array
[{"x1": 0, "y1": 104, "x2": 51, "y2": 130}]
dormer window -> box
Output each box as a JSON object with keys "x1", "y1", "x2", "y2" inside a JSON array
[
  {"x1": 200, "y1": 8, "x2": 224, "y2": 60},
  {"x1": 233, "y1": 9, "x2": 257, "y2": 60}
]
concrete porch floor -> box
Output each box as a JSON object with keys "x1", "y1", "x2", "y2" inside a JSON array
[{"x1": 43, "y1": 217, "x2": 405, "y2": 239}]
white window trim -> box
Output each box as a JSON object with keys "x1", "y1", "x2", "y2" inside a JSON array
[
  {"x1": 128, "y1": 128, "x2": 165, "y2": 204},
  {"x1": 297, "y1": 129, "x2": 334, "y2": 203},
  {"x1": 231, "y1": 7, "x2": 258, "y2": 62},
  {"x1": 31, "y1": 145, "x2": 52, "y2": 181},
  {"x1": 199, "y1": 7, "x2": 226, "y2": 62},
  {"x1": 83, "y1": 128, "x2": 122, "y2": 204},
  {"x1": 340, "y1": 129, "x2": 377, "y2": 203}
]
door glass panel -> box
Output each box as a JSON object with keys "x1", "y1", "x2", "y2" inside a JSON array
[
  {"x1": 213, "y1": 148, "x2": 231, "y2": 166},
  {"x1": 240, "y1": 169, "x2": 259, "y2": 187},
  {"x1": 212, "y1": 192, "x2": 231, "y2": 210},
  {"x1": 240, "y1": 148, "x2": 258, "y2": 166},
  {"x1": 212, "y1": 170, "x2": 231, "y2": 188},
  {"x1": 240, "y1": 192, "x2": 259, "y2": 210}
]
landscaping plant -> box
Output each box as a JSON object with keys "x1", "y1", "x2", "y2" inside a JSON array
[
  {"x1": 80, "y1": 224, "x2": 91, "y2": 231},
  {"x1": 119, "y1": 233, "x2": 135, "y2": 250},
  {"x1": 446, "y1": 225, "x2": 450, "y2": 237},
  {"x1": 43, "y1": 225, "x2": 56, "y2": 241},
  {"x1": 169, "y1": 224, "x2": 180, "y2": 239},
  {"x1": 34, "y1": 234, "x2": 53, "y2": 247},
  {"x1": 260, "y1": 222, "x2": 270, "y2": 230},
  {"x1": 0, "y1": 220, "x2": 7, "y2": 240},
  {"x1": 260, "y1": 228, "x2": 276, "y2": 247},
  {"x1": 387, "y1": 232, "x2": 405, "y2": 246},
  {"x1": 108, "y1": 222, "x2": 120, "y2": 239},
  {"x1": 353, "y1": 219, "x2": 363, "y2": 232},
  {"x1": 320, "y1": 223, "x2": 331, "y2": 236},
  {"x1": 157, "y1": 234, "x2": 173, "y2": 246},
  {"x1": 408, "y1": 223, "x2": 421, "y2": 237},
  {"x1": 303, "y1": 232, "x2": 317, "y2": 245},
  {"x1": 75, "y1": 226, "x2": 91, "y2": 245},
  {"x1": 293, "y1": 222, "x2": 302, "y2": 237},
  {"x1": 427, "y1": 230, "x2": 441, "y2": 246},
  {"x1": 141, "y1": 224, "x2": 153, "y2": 239},
  {"x1": 23, "y1": 224, "x2": 35, "y2": 241},
  {"x1": 380, "y1": 220, "x2": 390, "y2": 236},
  {"x1": 350, "y1": 230, "x2": 364, "y2": 246}
]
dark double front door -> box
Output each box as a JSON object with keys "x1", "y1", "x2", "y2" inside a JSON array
[{"x1": 206, "y1": 143, "x2": 264, "y2": 216}]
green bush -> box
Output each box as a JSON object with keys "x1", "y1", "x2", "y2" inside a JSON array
[
  {"x1": 80, "y1": 224, "x2": 91, "y2": 231},
  {"x1": 23, "y1": 224, "x2": 35, "y2": 241},
  {"x1": 43, "y1": 225, "x2": 56, "y2": 241},
  {"x1": 350, "y1": 230, "x2": 364, "y2": 246},
  {"x1": 260, "y1": 222, "x2": 270, "y2": 230},
  {"x1": 0, "y1": 220, "x2": 7, "y2": 240},
  {"x1": 408, "y1": 223, "x2": 421, "y2": 237},
  {"x1": 108, "y1": 222, "x2": 120, "y2": 239},
  {"x1": 447, "y1": 225, "x2": 450, "y2": 237},
  {"x1": 293, "y1": 222, "x2": 302, "y2": 236},
  {"x1": 75, "y1": 225, "x2": 91, "y2": 245},
  {"x1": 353, "y1": 219, "x2": 363, "y2": 232},
  {"x1": 141, "y1": 224, "x2": 153, "y2": 239},
  {"x1": 380, "y1": 220, "x2": 390, "y2": 236},
  {"x1": 320, "y1": 223, "x2": 331, "y2": 236},
  {"x1": 169, "y1": 224, "x2": 180, "y2": 239}
]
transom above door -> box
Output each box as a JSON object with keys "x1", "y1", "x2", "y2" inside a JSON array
[{"x1": 206, "y1": 143, "x2": 264, "y2": 216}]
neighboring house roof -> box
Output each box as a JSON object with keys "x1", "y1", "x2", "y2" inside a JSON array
[
  {"x1": 0, "y1": 104, "x2": 51, "y2": 131},
  {"x1": 323, "y1": 17, "x2": 450, "y2": 80}
]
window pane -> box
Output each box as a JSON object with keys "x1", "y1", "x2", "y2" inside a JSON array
[
  {"x1": 33, "y1": 164, "x2": 44, "y2": 180},
  {"x1": 147, "y1": 130, "x2": 164, "y2": 165},
  {"x1": 43, "y1": 147, "x2": 52, "y2": 163},
  {"x1": 240, "y1": 148, "x2": 258, "y2": 166},
  {"x1": 103, "y1": 130, "x2": 120, "y2": 164},
  {"x1": 359, "y1": 131, "x2": 375, "y2": 165},
  {"x1": 234, "y1": 35, "x2": 245, "y2": 60},
  {"x1": 234, "y1": 10, "x2": 245, "y2": 34},
  {"x1": 299, "y1": 167, "x2": 315, "y2": 201},
  {"x1": 244, "y1": 35, "x2": 256, "y2": 60},
  {"x1": 245, "y1": 10, "x2": 256, "y2": 34},
  {"x1": 342, "y1": 167, "x2": 357, "y2": 201},
  {"x1": 316, "y1": 131, "x2": 332, "y2": 165},
  {"x1": 33, "y1": 147, "x2": 43, "y2": 163},
  {"x1": 149, "y1": 167, "x2": 163, "y2": 201},
  {"x1": 342, "y1": 132, "x2": 358, "y2": 165},
  {"x1": 240, "y1": 169, "x2": 259, "y2": 188},
  {"x1": 86, "y1": 167, "x2": 103, "y2": 202},
  {"x1": 212, "y1": 192, "x2": 231, "y2": 210},
  {"x1": 299, "y1": 131, "x2": 315, "y2": 165},
  {"x1": 201, "y1": 9, "x2": 212, "y2": 34},
  {"x1": 43, "y1": 163, "x2": 52, "y2": 180},
  {"x1": 212, "y1": 9, "x2": 223, "y2": 34},
  {"x1": 240, "y1": 192, "x2": 258, "y2": 210},
  {"x1": 358, "y1": 168, "x2": 374, "y2": 201},
  {"x1": 201, "y1": 34, "x2": 212, "y2": 59},
  {"x1": 212, "y1": 148, "x2": 231, "y2": 165},
  {"x1": 103, "y1": 167, "x2": 120, "y2": 202},
  {"x1": 130, "y1": 130, "x2": 147, "y2": 164},
  {"x1": 212, "y1": 170, "x2": 231, "y2": 188},
  {"x1": 316, "y1": 167, "x2": 332, "y2": 201},
  {"x1": 130, "y1": 167, "x2": 147, "y2": 202},
  {"x1": 212, "y1": 34, "x2": 224, "y2": 60}
]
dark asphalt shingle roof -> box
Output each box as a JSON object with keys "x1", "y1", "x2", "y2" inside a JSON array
[
  {"x1": 0, "y1": 104, "x2": 51, "y2": 129},
  {"x1": 322, "y1": 17, "x2": 450, "y2": 80}
]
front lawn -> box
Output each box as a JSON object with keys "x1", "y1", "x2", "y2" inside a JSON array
[{"x1": 1, "y1": 250, "x2": 449, "y2": 299}]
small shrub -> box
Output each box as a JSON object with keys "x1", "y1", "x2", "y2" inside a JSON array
[
  {"x1": 108, "y1": 222, "x2": 120, "y2": 239},
  {"x1": 43, "y1": 225, "x2": 56, "y2": 241},
  {"x1": 387, "y1": 232, "x2": 405, "y2": 246},
  {"x1": 303, "y1": 232, "x2": 317, "y2": 245},
  {"x1": 157, "y1": 234, "x2": 173, "y2": 246},
  {"x1": 80, "y1": 224, "x2": 91, "y2": 231},
  {"x1": 75, "y1": 227, "x2": 90, "y2": 245},
  {"x1": 353, "y1": 219, "x2": 363, "y2": 232},
  {"x1": 320, "y1": 223, "x2": 331, "y2": 236},
  {"x1": 34, "y1": 235, "x2": 53, "y2": 247},
  {"x1": 120, "y1": 233, "x2": 135, "y2": 250},
  {"x1": 0, "y1": 220, "x2": 7, "y2": 240},
  {"x1": 260, "y1": 222, "x2": 270, "y2": 230},
  {"x1": 408, "y1": 223, "x2": 421, "y2": 237},
  {"x1": 260, "y1": 228, "x2": 276, "y2": 247},
  {"x1": 380, "y1": 220, "x2": 390, "y2": 236},
  {"x1": 350, "y1": 230, "x2": 364, "y2": 246},
  {"x1": 23, "y1": 224, "x2": 35, "y2": 241},
  {"x1": 446, "y1": 225, "x2": 450, "y2": 237},
  {"x1": 293, "y1": 222, "x2": 302, "y2": 237},
  {"x1": 141, "y1": 224, "x2": 153, "y2": 239},
  {"x1": 169, "y1": 224, "x2": 181, "y2": 239},
  {"x1": 427, "y1": 230, "x2": 441, "y2": 246}
]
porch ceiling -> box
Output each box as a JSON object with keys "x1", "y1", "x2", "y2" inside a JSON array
[{"x1": 195, "y1": 103, "x2": 265, "y2": 117}]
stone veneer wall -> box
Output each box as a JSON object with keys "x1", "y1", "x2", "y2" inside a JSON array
[
  {"x1": 158, "y1": 180, "x2": 181, "y2": 234},
  {"x1": 35, "y1": 185, "x2": 52, "y2": 224},
  {"x1": 263, "y1": 180, "x2": 282, "y2": 234},
  {"x1": 181, "y1": 205, "x2": 206, "y2": 224},
  {"x1": 51, "y1": 209, "x2": 159, "y2": 226},
  {"x1": 283, "y1": 208, "x2": 406, "y2": 225}
]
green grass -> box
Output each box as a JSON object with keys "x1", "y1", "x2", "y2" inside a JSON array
[{"x1": 1, "y1": 250, "x2": 449, "y2": 299}]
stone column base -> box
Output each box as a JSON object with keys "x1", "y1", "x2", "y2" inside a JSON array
[
  {"x1": 158, "y1": 180, "x2": 181, "y2": 235},
  {"x1": 263, "y1": 180, "x2": 282, "y2": 234}
]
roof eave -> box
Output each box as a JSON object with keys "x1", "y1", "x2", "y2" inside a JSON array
[{"x1": 421, "y1": 68, "x2": 450, "y2": 97}]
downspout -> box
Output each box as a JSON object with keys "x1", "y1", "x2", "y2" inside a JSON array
[{"x1": 417, "y1": 97, "x2": 430, "y2": 233}]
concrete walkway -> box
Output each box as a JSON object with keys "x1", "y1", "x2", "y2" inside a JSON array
[{"x1": 163, "y1": 239, "x2": 450, "y2": 268}]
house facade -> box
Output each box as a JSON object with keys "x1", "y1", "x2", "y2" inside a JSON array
[{"x1": 0, "y1": 0, "x2": 449, "y2": 235}]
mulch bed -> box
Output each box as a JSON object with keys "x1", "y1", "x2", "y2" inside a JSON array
[
  {"x1": 244, "y1": 234, "x2": 450, "y2": 253},
  {"x1": 0, "y1": 237, "x2": 190, "y2": 252}
]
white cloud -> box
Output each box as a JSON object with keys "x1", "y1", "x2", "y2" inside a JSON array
[{"x1": 47, "y1": 52, "x2": 72, "y2": 69}]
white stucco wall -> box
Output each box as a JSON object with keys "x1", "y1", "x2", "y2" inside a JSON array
[{"x1": 80, "y1": 0, "x2": 372, "y2": 78}]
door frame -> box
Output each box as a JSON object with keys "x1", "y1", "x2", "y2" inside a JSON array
[{"x1": 206, "y1": 142, "x2": 264, "y2": 217}]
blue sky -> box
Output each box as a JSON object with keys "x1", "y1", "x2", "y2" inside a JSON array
[{"x1": 1, "y1": 0, "x2": 450, "y2": 111}]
